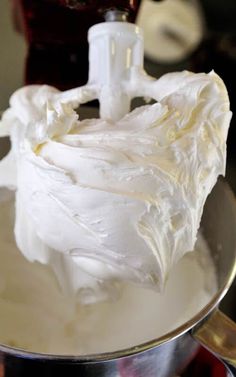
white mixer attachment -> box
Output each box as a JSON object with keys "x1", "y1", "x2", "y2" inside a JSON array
[{"x1": 57, "y1": 19, "x2": 155, "y2": 122}]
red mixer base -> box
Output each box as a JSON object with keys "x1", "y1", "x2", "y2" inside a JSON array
[{"x1": 182, "y1": 347, "x2": 227, "y2": 377}]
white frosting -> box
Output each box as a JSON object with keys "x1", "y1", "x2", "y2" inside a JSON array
[
  {"x1": 0, "y1": 193, "x2": 217, "y2": 354},
  {"x1": 0, "y1": 71, "x2": 231, "y2": 304}
]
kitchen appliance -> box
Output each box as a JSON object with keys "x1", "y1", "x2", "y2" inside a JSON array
[{"x1": 11, "y1": 0, "x2": 141, "y2": 89}]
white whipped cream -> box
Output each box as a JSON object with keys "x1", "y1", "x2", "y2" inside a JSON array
[
  {"x1": 0, "y1": 192, "x2": 217, "y2": 354},
  {"x1": 0, "y1": 71, "x2": 231, "y2": 304}
]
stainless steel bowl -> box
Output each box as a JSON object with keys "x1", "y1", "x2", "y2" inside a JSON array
[{"x1": 0, "y1": 178, "x2": 235, "y2": 377}]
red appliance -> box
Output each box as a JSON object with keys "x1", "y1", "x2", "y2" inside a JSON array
[{"x1": 10, "y1": 0, "x2": 141, "y2": 89}]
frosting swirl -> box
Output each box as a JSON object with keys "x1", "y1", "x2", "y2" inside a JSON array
[{"x1": 0, "y1": 71, "x2": 231, "y2": 303}]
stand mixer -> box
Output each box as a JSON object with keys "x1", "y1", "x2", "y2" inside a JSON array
[
  {"x1": 1, "y1": 1, "x2": 236, "y2": 376},
  {"x1": 12, "y1": 0, "x2": 142, "y2": 89}
]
